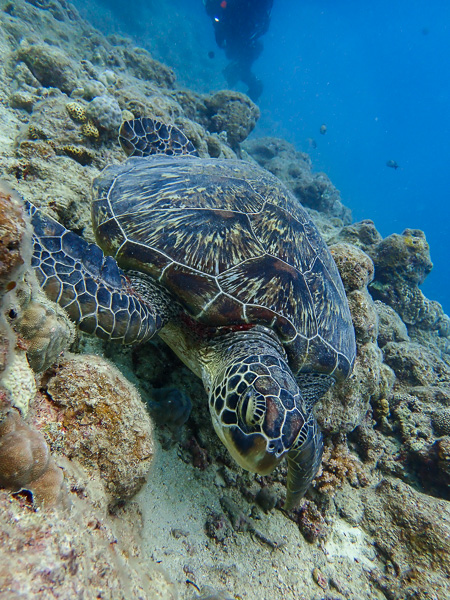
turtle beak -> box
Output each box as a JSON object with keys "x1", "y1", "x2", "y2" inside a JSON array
[
  {"x1": 220, "y1": 426, "x2": 284, "y2": 475},
  {"x1": 284, "y1": 417, "x2": 323, "y2": 510}
]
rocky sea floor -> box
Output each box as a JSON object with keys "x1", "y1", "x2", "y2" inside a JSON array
[{"x1": 1, "y1": 1, "x2": 450, "y2": 599}]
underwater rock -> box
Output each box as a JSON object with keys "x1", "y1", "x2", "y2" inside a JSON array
[
  {"x1": 203, "y1": 90, "x2": 260, "y2": 148},
  {"x1": 370, "y1": 228, "x2": 433, "y2": 286},
  {"x1": 316, "y1": 438, "x2": 370, "y2": 496},
  {"x1": 0, "y1": 409, "x2": 68, "y2": 508},
  {"x1": 13, "y1": 285, "x2": 75, "y2": 373},
  {"x1": 254, "y1": 486, "x2": 277, "y2": 513},
  {"x1": 85, "y1": 94, "x2": 122, "y2": 137},
  {"x1": 294, "y1": 498, "x2": 327, "y2": 543},
  {"x1": 8, "y1": 90, "x2": 36, "y2": 113},
  {"x1": 317, "y1": 342, "x2": 394, "y2": 435},
  {"x1": 1, "y1": 349, "x2": 36, "y2": 416},
  {"x1": 347, "y1": 289, "x2": 379, "y2": 344},
  {"x1": 332, "y1": 219, "x2": 383, "y2": 250},
  {"x1": 374, "y1": 300, "x2": 410, "y2": 347},
  {"x1": 329, "y1": 243, "x2": 374, "y2": 292},
  {"x1": 16, "y1": 40, "x2": 81, "y2": 94},
  {"x1": 45, "y1": 354, "x2": 154, "y2": 505},
  {"x1": 245, "y1": 136, "x2": 351, "y2": 223},
  {"x1": 431, "y1": 409, "x2": 450, "y2": 437},
  {"x1": 148, "y1": 387, "x2": 192, "y2": 431},
  {"x1": 192, "y1": 585, "x2": 235, "y2": 600},
  {"x1": 0, "y1": 468, "x2": 177, "y2": 599},
  {"x1": 362, "y1": 478, "x2": 450, "y2": 599},
  {"x1": 11, "y1": 61, "x2": 42, "y2": 93},
  {"x1": 367, "y1": 229, "x2": 450, "y2": 337},
  {"x1": 120, "y1": 46, "x2": 176, "y2": 88},
  {"x1": 75, "y1": 77, "x2": 107, "y2": 101},
  {"x1": 382, "y1": 341, "x2": 450, "y2": 387}
]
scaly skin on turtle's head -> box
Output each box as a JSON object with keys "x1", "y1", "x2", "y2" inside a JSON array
[{"x1": 206, "y1": 330, "x2": 323, "y2": 508}]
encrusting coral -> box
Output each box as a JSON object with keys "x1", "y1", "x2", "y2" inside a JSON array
[
  {"x1": 44, "y1": 354, "x2": 155, "y2": 506},
  {"x1": 85, "y1": 94, "x2": 123, "y2": 136},
  {"x1": 13, "y1": 286, "x2": 76, "y2": 373},
  {"x1": 203, "y1": 90, "x2": 260, "y2": 149},
  {"x1": 65, "y1": 100, "x2": 87, "y2": 123},
  {"x1": 0, "y1": 409, "x2": 68, "y2": 508}
]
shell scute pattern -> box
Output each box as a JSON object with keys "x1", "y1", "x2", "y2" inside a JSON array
[
  {"x1": 93, "y1": 154, "x2": 356, "y2": 379},
  {"x1": 217, "y1": 255, "x2": 316, "y2": 341},
  {"x1": 249, "y1": 203, "x2": 318, "y2": 273},
  {"x1": 118, "y1": 207, "x2": 263, "y2": 276}
]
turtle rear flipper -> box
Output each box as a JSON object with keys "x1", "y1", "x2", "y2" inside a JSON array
[
  {"x1": 29, "y1": 203, "x2": 163, "y2": 344},
  {"x1": 119, "y1": 117, "x2": 199, "y2": 158}
]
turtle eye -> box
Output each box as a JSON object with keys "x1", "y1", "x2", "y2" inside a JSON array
[{"x1": 238, "y1": 387, "x2": 265, "y2": 429}]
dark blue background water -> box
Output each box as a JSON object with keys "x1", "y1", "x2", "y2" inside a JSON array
[{"x1": 77, "y1": 0, "x2": 450, "y2": 314}]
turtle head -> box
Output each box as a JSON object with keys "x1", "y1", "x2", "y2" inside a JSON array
[{"x1": 208, "y1": 353, "x2": 323, "y2": 507}]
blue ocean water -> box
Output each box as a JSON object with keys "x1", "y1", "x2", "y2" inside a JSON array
[{"x1": 76, "y1": 0, "x2": 450, "y2": 314}]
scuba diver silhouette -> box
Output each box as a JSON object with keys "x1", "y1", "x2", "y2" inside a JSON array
[{"x1": 204, "y1": 0, "x2": 273, "y2": 102}]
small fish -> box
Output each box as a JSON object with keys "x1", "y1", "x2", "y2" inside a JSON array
[
  {"x1": 386, "y1": 159, "x2": 399, "y2": 170},
  {"x1": 307, "y1": 137, "x2": 317, "y2": 149},
  {"x1": 208, "y1": 50, "x2": 215, "y2": 59},
  {"x1": 319, "y1": 124, "x2": 327, "y2": 135}
]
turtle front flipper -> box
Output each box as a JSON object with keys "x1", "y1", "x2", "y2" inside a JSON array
[
  {"x1": 119, "y1": 118, "x2": 199, "y2": 158},
  {"x1": 29, "y1": 203, "x2": 162, "y2": 344},
  {"x1": 285, "y1": 415, "x2": 323, "y2": 511}
]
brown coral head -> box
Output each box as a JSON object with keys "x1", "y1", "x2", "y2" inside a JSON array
[{"x1": 0, "y1": 409, "x2": 68, "y2": 508}]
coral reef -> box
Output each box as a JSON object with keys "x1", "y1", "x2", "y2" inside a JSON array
[
  {"x1": 202, "y1": 90, "x2": 260, "y2": 148},
  {"x1": 0, "y1": 409, "x2": 68, "y2": 508},
  {"x1": 329, "y1": 243, "x2": 374, "y2": 292},
  {"x1": 120, "y1": 45, "x2": 176, "y2": 88},
  {"x1": 0, "y1": 183, "x2": 27, "y2": 382},
  {"x1": 0, "y1": 1, "x2": 450, "y2": 598},
  {"x1": 315, "y1": 438, "x2": 370, "y2": 496},
  {"x1": 1, "y1": 349, "x2": 36, "y2": 416},
  {"x1": 85, "y1": 94, "x2": 123, "y2": 137},
  {"x1": 374, "y1": 300, "x2": 410, "y2": 347},
  {"x1": 431, "y1": 409, "x2": 450, "y2": 436},
  {"x1": 13, "y1": 285, "x2": 75, "y2": 373},
  {"x1": 245, "y1": 136, "x2": 351, "y2": 223},
  {"x1": 383, "y1": 341, "x2": 450, "y2": 387},
  {"x1": 362, "y1": 479, "x2": 450, "y2": 599},
  {"x1": 370, "y1": 228, "x2": 433, "y2": 285},
  {"x1": 0, "y1": 183, "x2": 26, "y2": 294},
  {"x1": 66, "y1": 100, "x2": 87, "y2": 123},
  {"x1": 0, "y1": 471, "x2": 177, "y2": 600},
  {"x1": 44, "y1": 354, "x2": 154, "y2": 505},
  {"x1": 61, "y1": 143, "x2": 94, "y2": 164},
  {"x1": 332, "y1": 218, "x2": 383, "y2": 249},
  {"x1": 368, "y1": 228, "x2": 450, "y2": 336},
  {"x1": 16, "y1": 40, "x2": 81, "y2": 94}
]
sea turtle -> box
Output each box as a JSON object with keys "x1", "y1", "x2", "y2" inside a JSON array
[{"x1": 28, "y1": 118, "x2": 356, "y2": 509}]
